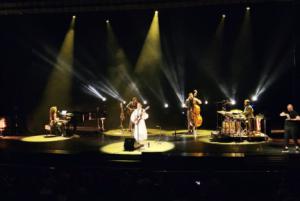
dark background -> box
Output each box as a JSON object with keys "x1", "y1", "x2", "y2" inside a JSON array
[{"x1": 0, "y1": 3, "x2": 299, "y2": 133}]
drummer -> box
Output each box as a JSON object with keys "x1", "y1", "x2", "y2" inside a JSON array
[{"x1": 243, "y1": 99, "x2": 255, "y2": 132}]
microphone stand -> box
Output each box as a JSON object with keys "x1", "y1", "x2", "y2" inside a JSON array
[
  {"x1": 215, "y1": 100, "x2": 229, "y2": 131},
  {"x1": 156, "y1": 125, "x2": 162, "y2": 143}
]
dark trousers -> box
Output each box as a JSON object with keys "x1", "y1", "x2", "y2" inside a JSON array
[
  {"x1": 51, "y1": 122, "x2": 66, "y2": 136},
  {"x1": 284, "y1": 121, "x2": 299, "y2": 147}
]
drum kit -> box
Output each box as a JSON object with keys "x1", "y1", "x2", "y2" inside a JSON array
[{"x1": 217, "y1": 109, "x2": 264, "y2": 137}]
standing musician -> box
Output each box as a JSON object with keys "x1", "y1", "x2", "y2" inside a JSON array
[
  {"x1": 130, "y1": 103, "x2": 149, "y2": 143},
  {"x1": 243, "y1": 99, "x2": 255, "y2": 132},
  {"x1": 243, "y1": 99, "x2": 254, "y2": 119},
  {"x1": 185, "y1": 90, "x2": 202, "y2": 134},
  {"x1": 126, "y1": 97, "x2": 139, "y2": 131},
  {"x1": 280, "y1": 104, "x2": 300, "y2": 152}
]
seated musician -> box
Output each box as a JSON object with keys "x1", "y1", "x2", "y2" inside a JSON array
[
  {"x1": 126, "y1": 97, "x2": 139, "y2": 132},
  {"x1": 280, "y1": 104, "x2": 300, "y2": 152},
  {"x1": 49, "y1": 106, "x2": 66, "y2": 136},
  {"x1": 243, "y1": 99, "x2": 255, "y2": 132},
  {"x1": 185, "y1": 91, "x2": 202, "y2": 134}
]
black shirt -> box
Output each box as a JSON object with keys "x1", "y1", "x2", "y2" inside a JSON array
[
  {"x1": 285, "y1": 110, "x2": 299, "y2": 128},
  {"x1": 287, "y1": 110, "x2": 298, "y2": 119}
]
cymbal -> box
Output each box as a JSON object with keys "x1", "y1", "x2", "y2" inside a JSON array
[
  {"x1": 230, "y1": 109, "x2": 243, "y2": 114},
  {"x1": 232, "y1": 114, "x2": 246, "y2": 120},
  {"x1": 217, "y1": 111, "x2": 227, "y2": 115}
]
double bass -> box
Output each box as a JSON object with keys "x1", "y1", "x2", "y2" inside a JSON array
[{"x1": 191, "y1": 90, "x2": 203, "y2": 127}]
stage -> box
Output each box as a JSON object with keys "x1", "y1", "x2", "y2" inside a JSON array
[{"x1": 0, "y1": 128, "x2": 298, "y2": 171}]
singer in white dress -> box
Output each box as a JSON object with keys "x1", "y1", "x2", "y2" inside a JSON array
[{"x1": 130, "y1": 103, "x2": 149, "y2": 142}]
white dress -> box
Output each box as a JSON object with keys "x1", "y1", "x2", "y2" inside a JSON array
[{"x1": 130, "y1": 108, "x2": 149, "y2": 142}]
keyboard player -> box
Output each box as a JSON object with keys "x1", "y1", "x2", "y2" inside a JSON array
[{"x1": 49, "y1": 106, "x2": 67, "y2": 136}]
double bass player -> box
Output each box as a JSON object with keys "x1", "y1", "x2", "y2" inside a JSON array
[{"x1": 185, "y1": 90, "x2": 202, "y2": 134}]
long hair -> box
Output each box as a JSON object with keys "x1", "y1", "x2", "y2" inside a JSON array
[{"x1": 49, "y1": 106, "x2": 57, "y2": 121}]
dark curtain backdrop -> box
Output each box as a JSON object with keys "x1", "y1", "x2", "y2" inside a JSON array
[{"x1": 0, "y1": 3, "x2": 299, "y2": 133}]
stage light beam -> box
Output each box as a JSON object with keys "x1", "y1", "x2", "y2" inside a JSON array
[
  {"x1": 135, "y1": 10, "x2": 167, "y2": 104},
  {"x1": 164, "y1": 103, "x2": 169, "y2": 108},
  {"x1": 106, "y1": 17, "x2": 145, "y2": 102},
  {"x1": 30, "y1": 16, "x2": 75, "y2": 132},
  {"x1": 230, "y1": 99, "x2": 236, "y2": 105},
  {"x1": 135, "y1": 10, "x2": 161, "y2": 73}
]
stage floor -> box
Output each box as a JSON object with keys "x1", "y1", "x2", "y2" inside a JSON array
[{"x1": 0, "y1": 128, "x2": 298, "y2": 170}]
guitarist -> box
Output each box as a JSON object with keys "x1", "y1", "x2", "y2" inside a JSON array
[
  {"x1": 280, "y1": 104, "x2": 300, "y2": 152},
  {"x1": 130, "y1": 103, "x2": 149, "y2": 143},
  {"x1": 126, "y1": 97, "x2": 139, "y2": 132}
]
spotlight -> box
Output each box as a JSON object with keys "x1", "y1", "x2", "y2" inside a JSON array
[
  {"x1": 230, "y1": 99, "x2": 236, "y2": 105},
  {"x1": 204, "y1": 100, "x2": 208, "y2": 105},
  {"x1": 246, "y1": 6, "x2": 251, "y2": 11},
  {"x1": 72, "y1": 15, "x2": 76, "y2": 19},
  {"x1": 164, "y1": 103, "x2": 169, "y2": 108},
  {"x1": 102, "y1": 97, "x2": 107, "y2": 102},
  {"x1": 195, "y1": 181, "x2": 201, "y2": 186},
  {"x1": 222, "y1": 14, "x2": 226, "y2": 18},
  {"x1": 155, "y1": 10, "x2": 159, "y2": 14},
  {"x1": 106, "y1": 19, "x2": 110, "y2": 23},
  {"x1": 181, "y1": 103, "x2": 186, "y2": 108},
  {"x1": 251, "y1": 95, "x2": 258, "y2": 102},
  {"x1": 123, "y1": 101, "x2": 126, "y2": 104},
  {"x1": 143, "y1": 100, "x2": 148, "y2": 105}
]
